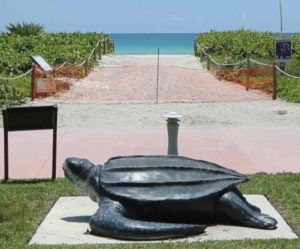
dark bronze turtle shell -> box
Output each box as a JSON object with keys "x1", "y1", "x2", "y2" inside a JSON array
[{"x1": 100, "y1": 155, "x2": 247, "y2": 202}]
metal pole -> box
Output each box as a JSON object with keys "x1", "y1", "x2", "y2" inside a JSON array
[
  {"x1": 3, "y1": 108, "x2": 9, "y2": 181},
  {"x1": 52, "y1": 105, "x2": 58, "y2": 180},
  {"x1": 156, "y1": 48, "x2": 160, "y2": 104},
  {"x1": 279, "y1": 0, "x2": 283, "y2": 34},
  {"x1": 165, "y1": 112, "x2": 182, "y2": 155}
]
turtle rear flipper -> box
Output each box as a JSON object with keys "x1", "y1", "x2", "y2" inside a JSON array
[
  {"x1": 218, "y1": 191, "x2": 277, "y2": 229},
  {"x1": 89, "y1": 198, "x2": 206, "y2": 240}
]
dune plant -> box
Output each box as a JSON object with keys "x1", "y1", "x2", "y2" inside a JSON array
[{"x1": 6, "y1": 22, "x2": 44, "y2": 36}]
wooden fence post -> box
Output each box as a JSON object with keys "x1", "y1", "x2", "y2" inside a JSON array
[
  {"x1": 103, "y1": 40, "x2": 107, "y2": 55},
  {"x1": 200, "y1": 49, "x2": 203, "y2": 62},
  {"x1": 31, "y1": 64, "x2": 36, "y2": 100},
  {"x1": 207, "y1": 57, "x2": 210, "y2": 71},
  {"x1": 94, "y1": 47, "x2": 97, "y2": 61},
  {"x1": 99, "y1": 41, "x2": 102, "y2": 60},
  {"x1": 272, "y1": 62, "x2": 277, "y2": 100},
  {"x1": 112, "y1": 41, "x2": 115, "y2": 53},
  {"x1": 246, "y1": 57, "x2": 250, "y2": 91}
]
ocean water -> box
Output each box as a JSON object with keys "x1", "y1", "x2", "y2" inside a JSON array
[{"x1": 110, "y1": 33, "x2": 197, "y2": 55}]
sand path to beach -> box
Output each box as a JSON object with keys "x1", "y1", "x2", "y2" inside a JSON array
[{"x1": 22, "y1": 55, "x2": 300, "y2": 128}]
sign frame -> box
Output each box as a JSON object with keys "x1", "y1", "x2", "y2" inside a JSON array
[
  {"x1": 2, "y1": 105, "x2": 58, "y2": 181},
  {"x1": 275, "y1": 38, "x2": 292, "y2": 62}
]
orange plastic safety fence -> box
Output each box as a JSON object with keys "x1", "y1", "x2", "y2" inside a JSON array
[
  {"x1": 208, "y1": 63, "x2": 273, "y2": 94},
  {"x1": 33, "y1": 65, "x2": 91, "y2": 99},
  {"x1": 55, "y1": 65, "x2": 92, "y2": 79}
]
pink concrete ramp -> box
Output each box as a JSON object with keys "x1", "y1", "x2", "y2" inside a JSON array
[{"x1": 0, "y1": 127, "x2": 299, "y2": 180}]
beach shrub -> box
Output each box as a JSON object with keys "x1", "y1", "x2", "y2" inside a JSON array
[
  {"x1": 197, "y1": 30, "x2": 300, "y2": 71},
  {"x1": 0, "y1": 31, "x2": 114, "y2": 103},
  {"x1": 197, "y1": 30, "x2": 300, "y2": 102},
  {"x1": 6, "y1": 22, "x2": 44, "y2": 36},
  {"x1": 197, "y1": 30, "x2": 275, "y2": 63},
  {"x1": 0, "y1": 82, "x2": 26, "y2": 106},
  {"x1": 277, "y1": 76, "x2": 300, "y2": 103},
  {"x1": 0, "y1": 32, "x2": 113, "y2": 75}
]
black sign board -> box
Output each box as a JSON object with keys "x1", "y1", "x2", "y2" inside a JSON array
[
  {"x1": 275, "y1": 39, "x2": 292, "y2": 61},
  {"x1": 31, "y1": 55, "x2": 53, "y2": 72},
  {"x1": 2, "y1": 105, "x2": 58, "y2": 180}
]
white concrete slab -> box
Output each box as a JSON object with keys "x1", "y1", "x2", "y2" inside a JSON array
[{"x1": 29, "y1": 195, "x2": 298, "y2": 245}]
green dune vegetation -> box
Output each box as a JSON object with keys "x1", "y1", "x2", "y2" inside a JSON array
[
  {"x1": 196, "y1": 30, "x2": 300, "y2": 102},
  {"x1": 0, "y1": 22, "x2": 114, "y2": 105}
]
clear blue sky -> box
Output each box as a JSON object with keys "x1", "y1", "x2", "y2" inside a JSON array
[{"x1": 0, "y1": 0, "x2": 299, "y2": 33}]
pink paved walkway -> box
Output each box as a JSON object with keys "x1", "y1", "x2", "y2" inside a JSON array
[{"x1": 0, "y1": 127, "x2": 299, "y2": 180}]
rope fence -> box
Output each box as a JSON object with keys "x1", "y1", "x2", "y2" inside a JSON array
[
  {"x1": 195, "y1": 42, "x2": 300, "y2": 100},
  {"x1": 0, "y1": 37, "x2": 113, "y2": 81},
  {"x1": 0, "y1": 36, "x2": 114, "y2": 101},
  {"x1": 0, "y1": 69, "x2": 33, "y2": 81},
  {"x1": 275, "y1": 66, "x2": 300, "y2": 79},
  {"x1": 31, "y1": 37, "x2": 114, "y2": 99}
]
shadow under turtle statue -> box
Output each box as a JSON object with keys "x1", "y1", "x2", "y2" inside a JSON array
[{"x1": 63, "y1": 155, "x2": 277, "y2": 240}]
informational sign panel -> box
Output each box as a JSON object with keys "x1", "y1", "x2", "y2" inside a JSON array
[
  {"x1": 275, "y1": 39, "x2": 292, "y2": 62},
  {"x1": 36, "y1": 78, "x2": 57, "y2": 93},
  {"x1": 31, "y1": 55, "x2": 53, "y2": 72}
]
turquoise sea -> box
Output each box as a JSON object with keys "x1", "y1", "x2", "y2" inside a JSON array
[{"x1": 110, "y1": 33, "x2": 197, "y2": 55}]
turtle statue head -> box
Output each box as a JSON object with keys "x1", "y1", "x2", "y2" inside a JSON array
[{"x1": 63, "y1": 157, "x2": 101, "y2": 203}]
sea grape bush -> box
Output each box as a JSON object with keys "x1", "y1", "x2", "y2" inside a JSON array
[
  {"x1": 0, "y1": 82, "x2": 26, "y2": 106},
  {"x1": 0, "y1": 31, "x2": 113, "y2": 105},
  {"x1": 197, "y1": 30, "x2": 300, "y2": 102},
  {"x1": 197, "y1": 30, "x2": 300, "y2": 69},
  {"x1": 197, "y1": 30, "x2": 275, "y2": 62},
  {"x1": 0, "y1": 32, "x2": 113, "y2": 75}
]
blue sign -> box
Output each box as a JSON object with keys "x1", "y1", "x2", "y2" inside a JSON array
[{"x1": 275, "y1": 39, "x2": 292, "y2": 61}]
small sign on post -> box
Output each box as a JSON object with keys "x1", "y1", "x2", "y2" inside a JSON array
[
  {"x1": 2, "y1": 105, "x2": 58, "y2": 181},
  {"x1": 275, "y1": 38, "x2": 292, "y2": 62},
  {"x1": 30, "y1": 55, "x2": 55, "y2": 99},
  {"x1": 31, "y1": 55, "x2": 53, "y2": 72}
]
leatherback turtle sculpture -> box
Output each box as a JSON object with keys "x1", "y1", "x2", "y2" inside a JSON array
[{"x1": 63, "y1": 155, "x2": 277, "y2": 240}]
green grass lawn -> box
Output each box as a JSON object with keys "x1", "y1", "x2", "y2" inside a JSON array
[{"x1": 0, "y1": 174, "x2": 299, "y2": 249}]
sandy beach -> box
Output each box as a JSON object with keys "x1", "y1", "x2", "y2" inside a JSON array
[{"x1": 4, "y1": 55, "x2": 300, "y2": 128}]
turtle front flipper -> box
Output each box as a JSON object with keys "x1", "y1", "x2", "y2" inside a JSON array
[
  {"x1": 232, "y1": 188, "x2": 261, "y2": 213},
  {"x1": 218, "y1": 191, "x2": 277, "y2": 229},
  {"x1": 89, "y1": 198, "x2": 206, "y2": 240}
]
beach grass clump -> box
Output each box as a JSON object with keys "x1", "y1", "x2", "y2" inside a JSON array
[{"x1": 0, "y1": 174, "x2": 299, "y2": 249}]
